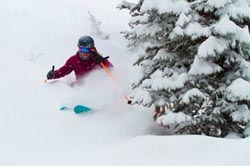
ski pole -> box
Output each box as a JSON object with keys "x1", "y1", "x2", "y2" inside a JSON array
[
  {"x1": 99, "y1": 61, "x2": 131, "y2": 104},
  {"x1": 44, "y1": 65, "x2": 55, "y2": 83}
]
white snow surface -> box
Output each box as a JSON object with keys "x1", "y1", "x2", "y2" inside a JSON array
[{"x1": 0, "y1": 0, "x2": 250, "y2": 166}]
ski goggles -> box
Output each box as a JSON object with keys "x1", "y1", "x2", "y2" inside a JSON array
[{"x1": 79, "y1": 47, "x2": 89, "y2": 53}]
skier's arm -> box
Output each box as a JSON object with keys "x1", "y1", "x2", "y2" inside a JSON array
[{"x1": 53, "y1": 59, "x2": 74, "y2": 79}]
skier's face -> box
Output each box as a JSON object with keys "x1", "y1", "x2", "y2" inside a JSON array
[
  {"x1": 79, "y1": 52, "x2": 91, "y2": 60},
  {"x1": 78, "y1": 46, "x2": 89, "y2": 60}
]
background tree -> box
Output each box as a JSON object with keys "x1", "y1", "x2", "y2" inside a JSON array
[
  {"x1": 88, "y1": 11, "x2": 110, "y2": 40},
  {"x1": 118, "y1": 0, "x2": 250, "y2": 137}
]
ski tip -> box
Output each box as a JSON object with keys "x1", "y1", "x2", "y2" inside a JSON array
[
  {"x1": 60, "y1": 106, "x2": 70, "y2": 111},
  {"x1": 73, "y1": 105, "x2": 92, "y2": 114}
]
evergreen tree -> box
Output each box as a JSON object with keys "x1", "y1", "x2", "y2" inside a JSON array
[
  {"x1": 118, "y1": 0, "x2": 250, "y2": 137},
  {"x1": 88, "y1": 11, "x2": 110, "y2": 40}
]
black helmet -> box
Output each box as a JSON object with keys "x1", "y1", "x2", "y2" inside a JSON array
[{"x1": 78, "y1": 36, "x2": 95, "y2": 48}]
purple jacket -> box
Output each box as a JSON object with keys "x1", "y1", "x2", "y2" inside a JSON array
[{"x1": 53, "y1": 51, "x2": 113, "y2": 81}]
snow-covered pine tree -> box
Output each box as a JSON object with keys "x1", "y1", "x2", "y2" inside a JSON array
[{"x1": 118, "y1": 0, "x2": 250, "y2": 137}]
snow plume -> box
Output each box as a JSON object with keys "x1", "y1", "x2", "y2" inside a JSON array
[
  {"x1": 197, "y1": 36, "x2": 228, "y2": 58},
  {"x1": 189, "y1": 56, "x2": 223, "y2": 75},
  {"x1": 61, "y1": 69, "x2": 120, "y2": 109},
  {"x1": 226, "y1": 78, "x2": 250, "y2": 102}
]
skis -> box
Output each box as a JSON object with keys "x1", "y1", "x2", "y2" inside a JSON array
[{"x1": 60, "y1": 105, "x2": 92, "y2": 114}]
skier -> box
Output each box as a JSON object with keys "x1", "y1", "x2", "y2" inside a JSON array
[{"x1": 46, "y1": 36, "x2": 113, "y2": 85}]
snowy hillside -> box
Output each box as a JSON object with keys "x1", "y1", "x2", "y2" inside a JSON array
[{"x1": 0, "y1": 0, "x2": 249, "y2": 166}]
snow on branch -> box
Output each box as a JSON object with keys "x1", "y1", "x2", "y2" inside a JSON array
[
  {"x1": 132, "y1": 23, "x2": 162, "y2": 36},
  {"x1": 129, "y1": 14, "x2": 149, "y2": 25},
  {"x1": 240, "y1": 60, "x2": 250, "y2": 80},
  {"x1": 212, "y1": 14, "x2": 240, "y2": 35},
  {"x1": 157, "y1": 111, "x2": 192, "y2": 126},
  {"x1": 152, "y1": 49, "x2": 174, "y2": 61},
  {"x1": 181, "y1": 88, "x2": 206, "y2": 104},
  {"x1": 185, "y1": 22, "x2": 211, "y2": 39},
  {"x1": 131, "y1": 89, "x2": 153, "y2": 106},
  {"x1": 206, "y1": 0, "x2": 232, "y2": 9},
  {"x1": 198, "y1": 36, "x2": 228, "y2": 58},
  {"x1": 171, "y1": 22, "x2": 211, "y2": 40},
  {"x1": 189, "y1": 56, "x2": 223, "y2": 75},
  {"x1": 141, "y1": 0, "x2": 190, "y2": 15},
  {"x1": 244, "y1": 123, "x2": 250, "y2": 137},
  {"x1": 176, "y1": 13, "x2": 191, "y2": 27},
  {"x1": 228, "y1": 4, "x2": 250, "y2": 20},
  {"x1": 237, "y1": 26, "x2": 250, "y2": 44},
  {"x1": 226, "y1": 78, "x2": 250, "y2": 102},
  {"x1": 212, "y1": 15, "x2": 250, "y2": 44},
  {"x1": 117, "y1": 1, "x2": 137, "y2": 10},
  {"x1": 142, "y1": 73, "x2": 189, "y2": 91},
  {"x1": 231, "y1": 105, "x2": 250, "y2": 123}
]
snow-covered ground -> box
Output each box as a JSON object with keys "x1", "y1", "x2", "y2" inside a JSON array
[{"x1": 0, "y1": 0, "x2": 249, "y2": 166}]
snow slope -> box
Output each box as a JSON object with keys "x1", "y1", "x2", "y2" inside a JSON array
[{"x1": 0, "y1": 0, "x2": 249, "y2": 166}]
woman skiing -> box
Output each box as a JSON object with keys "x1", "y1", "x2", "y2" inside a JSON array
[{"x1": 46, "y1": 36, "x2": 113, "y2": 84}]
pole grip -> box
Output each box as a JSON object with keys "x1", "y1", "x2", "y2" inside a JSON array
[
  {"x1": 44, "y1": 65, "x2": 55, "y2": 83},
  {"x1": 103, "y1": 56, "x2": 109, "y2": 60}
]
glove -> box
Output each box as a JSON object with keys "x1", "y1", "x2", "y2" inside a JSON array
[
  {"x1": 95, "y1": 54, "x2": 104, "y2": 64},
  {"x1": 95, "y1": 55, "x2": 109, "y2": 64},
  {"x1": 47, "y1": 70, "x2": 55, "y2": 79}
]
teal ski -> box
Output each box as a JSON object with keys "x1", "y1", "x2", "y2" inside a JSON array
[{"x1": 60, "y1": 105, "x2": 92, "y2": 114}]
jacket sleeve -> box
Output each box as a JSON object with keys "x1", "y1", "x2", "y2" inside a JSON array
[{"x1": 53, "y1": 58, "x2": 74, "y2": 79}]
